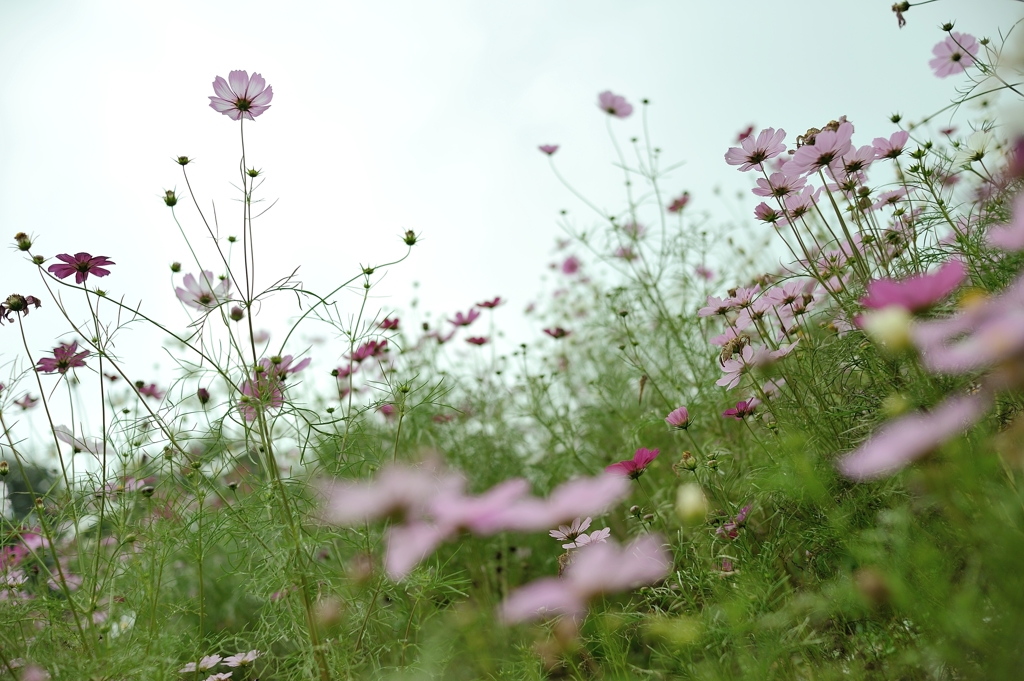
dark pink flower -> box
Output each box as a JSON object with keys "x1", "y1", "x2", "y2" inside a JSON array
[
  {"x1": 137, "y1": 383, "x2": 164, "y2": 399},
  {"x1": 716, "y1": 503, "x2": 753, "y2": 539},
  {"x1": 724, "y1": 127, "x2": 787, "y2": 172},
  {"x1": 465, "y1": 336, "x2": 488, "y2": 345},
  {"x1": 544, "y1": 327, "x2": 570, "y2": 339},
  {"x1": 929, "y1": 32, "x2": 978, "y2": 78},
  {"x1": 499, "y1": 536, "x2": 670, "y2": 623},
  {"x1": 860, "y1": 259, "x2": 966, "y2": 312},
  {"x1": 448, "y1": 309, "x2": 481, "y2": 327},
  {"x1": 667, "y1": 192, "x2": 691, "y2": 213},
  {"x1": 539, "y1": 145, "x2": 559, "y2": 155},
  {"x1": 597, "y1": 91, "x2": 633, "y2": 118},
  {"x1": 787, "y1": 122, "x2": 854, "y2": 177},
  {"x1": 349, "y1": 339, "x2": 388, "y2": 362},
  {"x1": 561, "y1": 256, "x2": 581, "y2": 274},
  {"x1": 36, "y1": 341, "x2": 89, "y2": 374},
  {"x1": 209, "y1": 70, "x2": 273, "y2": 120},
  {"x1": 665, "y1": 406, "x2": 691, "y2": 429},
  {"x1": 722, "y1": 399, "x2": 759, "y2": 420},
  {"x1": 477, "y1": 297, "x2": 503, "y2": 308},
  {"x1": 197, "y1": 387, "x2": 211, "y2": 405},
  {"x1": 47, "y1": 253, "x2": 115, "y2": 284},
  {"x1": 606, "y1": 447, "x2": 659, "y2": 479},
  {"x1": 379, "y1": 317, "x2": 400, "y2": 330},
  {"x1": 872, "y1": 130, "x2": 910, "y2": 159},
  {"x1": 0, "y1": 294, "x2": 41, "y2": 324},
  {"x1": 735, "y1": 125, "x2": 754, "y2": 143},
  {"x1": 15, "y1": 394, "x2": 38, "y2": 409}
]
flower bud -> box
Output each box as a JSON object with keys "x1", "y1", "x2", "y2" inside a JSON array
[
  {"x1": 31, "y1": 255, "x2": 44, "y2": 265},
  {"x1": 163, "y1": 190, "x2": 178, "y2": 207},
  {"x1": 675, "y1": 483, "x2": 708, "y2": 525},
  {"x1": 170, "y1": 262, "x2": 181, "y2": 273},
  {"x1": 229, "y1": 306, "x2": 245, "y2": 321},
  {"x1": 246, "y1": 167, "x2": 261, "y2": 177},
  {"x1": 403, "y1": 230, "x2": 418, "y2": 246},
  {"x1": 14, "y1": 232, "x2": 31, "y2": 251},
  {"x1": 197, "y1": 387, "x2": 210, "y2": 405},
  {"x1": 175, "y1": 156, "x2": 192, "y2": 166},
  {"x1": 140, "y1": 485, "x2": 155, "y2": 497},
  {"x1": 0, "y1": 460, "x2": 8, "y2": 476}
]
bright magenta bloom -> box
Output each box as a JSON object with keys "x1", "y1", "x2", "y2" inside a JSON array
[
  {"x1": 466, "y1": 336, "x2": 488, "y2": 345},
  {"x1": 539, "y1": 145, "x2": 559, "y2": 155},
  {"x1": 606, "y1": 447, "x2": 659, "y2": 479},
  {"x1": 47, "y1": 253, "x2": 115, "y2": 284},
  {"x1": 137, "y1": 383, "x2": 164, "y2": 399},
  {"x1": 349, "y1": 339, "x2": 388, "y2": 362},
  {"x1": 209, "y1": 70, "x2": 273, "y2": 120},
  {"x1": 379, "y1": 317, "x2": 400, "y2": 330},
  {"x1": 724, "y1": 127, "x2": 787, "y2": 172},
  {"x1": 36, "y1": 341, "x2": 89, "y2": 374},
  {"x1": 860, "y1": 259, "x2": 967, "y2": 312},
  {"x1": 543, "y1": 327, "x2": 570, "y2": 339},
  {"x1": 929, "y1": 32, "x2": 978, "y2": 78},
  {"x1": 499, "y1": 536, "x2": 670, "y2": 623},
  {"x1": 665, "y1": 406, "x2": 690, "y2": 429},
  {"x1": 723, "y1": 399, "x2": 759, "y2": 420},
  {"x1": 597, "y1": 91, "x2": 633, "y2": 118},
  {"x1": 175, "y1": 271, "x2": 231, "y2": 310}
]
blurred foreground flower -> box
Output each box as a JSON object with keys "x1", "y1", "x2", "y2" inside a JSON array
[
  {"x1": 47, "y1": 253, "x2": 114, "y2": 284},
  {"x1": 209, "y1": 70, "x2": 273, "y2": 120},
  {"x1": 0, "y1": 294, "x2": 41, "y2": 324},
  {"x1": 597, "y1": 91, "x2": 633, "y2": 118},
  {"x1": 499, "y1": 536, "x2": 669, "y2": 623}
]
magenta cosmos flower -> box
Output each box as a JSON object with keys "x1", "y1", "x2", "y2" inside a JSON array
[
  {"x1": 37, "y1": 341, "x2": 89, "y2": 374},
  {"x1": 606, "y1": 447, "x2": 659, "y2": 479},
  {"x1": 47, "y1": 253, "x2": 115, "y2": 284},
  {"x1": 929, "y1": 32, "x2": 978, "y2": 78},
  {"x1": 175, "y1": 271, "x2": 231, "y2": 310},
  {"x1": 448, "y1": 309, "x2": 481, "y2": 327},
  {"x1": 724, "y1": 127, "x2": 787, "y2": 172},
  {"x1": 860, "y1": 259, "x2": 967, "y2": 312},
  {"x1": 499, "y1": 535, "x2": 670, "y2": 623},
  {"x1": 209, "y1": 70, "x2": 273, "y2": 120},
  {"x1": 597, "y1": 91, "x2": 633, "y2": 118}
]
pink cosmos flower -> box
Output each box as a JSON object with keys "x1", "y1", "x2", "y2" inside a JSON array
[
  {"x1": 695, "y1": 265, "x2": 714, "y2": 281},
  {"x1": 349, "y1": 339, "x2": 388, "y2": 362},
  {"x1": 716, "y1": 503, "x2": 752, "y2": 539},
  {"x1": 321, "y1": 463, "x2": 466, "y2": 527},
  {"x1": 665, "y1": 406, "x2": 690, "y2": 429},
  {"x1": 561, "y1": 256, "x2": 581, "y2": 274},
  {"x1": 204, "y1": 674, "x2": 232, "y2": 681},
  {"x1": 175, "y1": 271, "x2": 231, "y2": 310},
  {"x1": 752, "y1": 172, "x2": 806, "y2": 199},
  {"x1": 47, "y1": 253, "x2": 115, "y2": 284},
  {"x1": 378, "y1": 403, "x2": 397, "y2": 418},
  {"x1": 929, "y1": 32, "x2": 979, "y2": 78},
  {"x1": 787, "y1": 122, "x2": 854, "y2": 177},
  {"x1": 724, "y1": 127, "x2": 787, "y2": 172},
  {"x1": 780, "y1": 186, "x2": 822, "y2": 225},
  {"x1": 860, "y1": 259, "x2": 966, "y2": 312},
  {"x1": 549, "y1": 517, "x2": 610, "y2": 549},
  {"x1": 622, "y1": 222, "x2": 646, "y2": 239},
  {"x1": 209, "y1": 70, "x2": 273, "y2": 120},
  {"x1": 137, "y1": 383, "x2": 164, "y2": 399},
  {"x1": 465, "y1": 336, "x2": 488, "y2": 345},
  {"x1": 544, "y1": 327, "x2": 570, "y2": 339},
  {"x1": 837, "y1": 393, "x2": 989, "y2": 480},
  {"x1": 239, "y1": 355, "x2": 310, "y2": 421},
  {"x1": 223, "y1": 650, "x2": 260, "y2": 667},
  {"x1": 870, "y1": 188, "x2": 908, "y2": 212},
  {"x1": 597, "y1": 91, "x2": 633, "y2": 118},
  {"x1": 667, "y1": 192, "x2": 691, "y2": 213},
  {"x1": 698, "y1": 295, "x2": 734, "y2": 318},
  {"x1": 179, "y1": 655, "x2": 223, "y2": 673},
  {"x1": 15, "y1": 394, "x2": 38, "y2": 409},
  {"x1": 722, "y1": 398, "x2": 759, "y2": 420},
  {"x1": 717, "y1": 342, "x2": 797, "y2": 390},
  {"x1": 606, "y1": 447, "x2": 659, "y2": 479},
  {"x1": 36, "y1": 341, "x2": 89, "y2": 374},
  {"x1": 477, "y1": 297, "x2": 503, "y2": 308},
  {"x1": 754, "y1": 202, "x2": 783, "y2": 224},
  {"x1": 539, "y1": 145, "x2": 559, "y2": 155},
  {"x1": 613, "y1": 246, "x2": 637, "y2": 261},
  {"x1": 448, "y1": 309, "x2": 481, "y2": 327},
  {"x1": 872, "y1": 130, "x2": 910, "y2": 159},
  {"x1": 499, "y1": 536, "x2": 670, "y2": 623},
  {"x1": 379, "y1": 317, "x2": 400, "y2": 330}
]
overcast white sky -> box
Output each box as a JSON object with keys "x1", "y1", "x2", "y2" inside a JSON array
[{"x1": 1, "y1": 1, "x2": 1021, "y2": 405}]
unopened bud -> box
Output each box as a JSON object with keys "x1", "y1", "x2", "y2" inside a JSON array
[
  {"x1": 0, "y1": 460, "x2": 8, "y2": 476},
  {"x1": 197, "y1": 387, "x2": 211, "y2": 405},
  {"x1": 629, "y1": 505, "x2": 640, "y2": 516},
  {"x1": 229, "y1": 306, "x2": 245, "y2": 321},
  {"x1": 31, "y1": 255, "x2": 44, "y2": 265},
  {"x1": 170, "y1": 261, "x2": 181, "y2": 273},
  {"x1": 175, "y1": 156, "x2": 192, "y2": 166},
  {"x1": 14, "y1": 232, "x2": 31, "y2": 251},
  {"x1": 163, "y1": 190, "x2": 178, "y2": 207},
  {"x1": 246, "y1": 167, "x2": 261, "y2": 177},
  {"x1": 403, "y1": 230, "x2": 418, "y2": 246},
  {"x1": 140, "y1": 485, "x2": 155, "y2": 497}
]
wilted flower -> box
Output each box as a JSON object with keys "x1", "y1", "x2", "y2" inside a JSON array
[
  {"x1": 209, "y1": 70, "x2": 273, "y2": 120},
  {"x1": 597, "y1": 91, "x2": 633, "y2": 118},
  {"x1": 606, "y1": 447, "x2": 659, "y2": 479},
  {"x1": 499, "y1": 536, "x2": 670, "y2": 622},
  {"x1": 36, "y1": 341, "x2": 89, "y2": 374},
  {"x1": 175, "y1": 271, "x2": 231, "y2": 310},
  {"x1": 0, "y1": 294, "x2": 41, "y2": 324},
  {"x1": 47, "y1": 253, "x2": 115, "y2": 284}
]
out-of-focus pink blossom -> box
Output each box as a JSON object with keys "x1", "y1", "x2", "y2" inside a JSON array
[
  {"x1": 606, "y1": 447, "x2": 659, "y2": 479},
  {"x1": 15, "y1": 394, "x2": 39, "y2": 409},
  {"x1": 499, "y1": 536, "x2": 670, "y2": 622},
  {"x1": 47, "y1": 253, "x2": 115, "y2": 284},
  {"x1": 465, "y1": 336, "x2": 489, "y2": 345},
  {"x1": 137, "y1": 383, "x2": 164, "y2": 399},
  {"x1": 724, "y1": 127, "x2": 787, "y2": 172},
  {"x1": 987, "y1": 193, "x2": 1024, "y2": 250},
  {"x1": 321, "y1": 464, "x2": 466, "y2": 527},
  {"x1": 539, "y1": 145, "x2": 559, "y2": 155},
  {"x1": 209, "y1": 70, "x2": 273, "y2": 120},
  {"x1": 544, "y1": 327, "x2": 571, "y2": 339},
  {"x1": 860, "y1": 260, "x2": 966, "y2": 312},
  {"x1": 597, "y1": 91, "x2": 633, "y2": 118},
  {"x1": 349, "y1": 339, "x2": 388, "y2": 362},
  {"x1": 667, "y1": 192, "x2": 691, "y2": 213},
  {"x1": 735, "y1": 124, "x2": 754, "y2": 142},
  {"x1": 448, "y1": 309, "x2": 481, "y2": 326},
  {"x1": 722, "y1": 399, "x2": 760, "y2": 420},
  {"x1": 561, "y1": 256, "x2": 581, "y2": 274},
  {"x1": 929, "y1": 32, "x2": 979, "y2": 78},
  {"x1": 477, "y1": 297, "x2": 503, "y2": 308},
  {"x1": 379, "y1": 317, "x2": 400, "y2": 330},
  {"x1": 695, "y1": 265, "x2": 714, "y2": 281}
]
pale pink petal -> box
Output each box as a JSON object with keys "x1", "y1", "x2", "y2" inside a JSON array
[
  {"x1": 212, "y1": 76, "x2": 233, "y2": 100},
  {"x1": 227, "y1": 70, "x2": 249, "y2": 96},
  {"x1": 499, "y1": 578, "x2": 586, "y2": 623}
]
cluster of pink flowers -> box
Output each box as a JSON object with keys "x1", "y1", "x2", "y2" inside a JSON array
[
  {"x1": 322, "y1": 463, "x2": 629, "y2": 580},
  {"x1": 179, "y1": 650, "x2": 260, "y2": 677}
]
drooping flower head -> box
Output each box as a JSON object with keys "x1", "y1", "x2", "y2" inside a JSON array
[
  {"x1": 0, "y1": 294, "x2": 41, "y2": 324},
  {"x1": 175, "y1": 271, "x2": 231, "y2": 310},
  {"x1": 929, "y1": 32, "x2": 979, "y2": 78},
  {"x1": 597, "y1": 91, "x2": 633, "y2": 118},
  {"x1": 724, "y1": 127, "x2": 787, "y2": 172},
  {"x1": 209, "y1": 70, "x2": 273, "y2": 120},
  {"x1": 606, "y1": 447, "x2": 659, "y2": 479},
  {"x1": 36, "y1": 341, "x2": 89, "y2": 374},
  {"x1": 47, "y1": 253, "x2": 115, "y2": 284}
]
